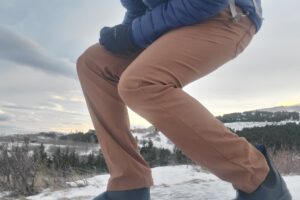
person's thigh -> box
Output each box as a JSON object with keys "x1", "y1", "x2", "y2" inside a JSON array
[
  {"x1": 76, "y1": 43, "x2": 139, "y2": 84},
  {"x1": 118, "y1": 7, "x2": 256, "y2": 90}
]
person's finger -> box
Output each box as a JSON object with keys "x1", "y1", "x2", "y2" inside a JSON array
[
  {"x1": 100, "y1": 26, "x2": 111, "y2": 36},
  {"x1": 99, "y1": 36, "x2": 105, "y2": 45},
  {"x1": 99, "y1": 30, "x2": 114, "y2": 44}
]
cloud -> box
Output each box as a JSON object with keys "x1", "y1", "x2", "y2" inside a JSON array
[
  {"x1": 0, "y1": 115, "x2": 10, "y2": 121},
  {"x1": 2, "y1": 103, "x2": 87, "y2": 116},
  {"x1": 51, "y1": 94, "x2": 85, "y2": 103},
  {"x1": 2, "y1": 104, "x2": 41, "y2": 111},
  {"x1": 0, "y1": 0, "x2": 299, "y2": 135},
  {"x1": 0, "y1": 110, "x2": 11, "y2": 121},
  {"x1": 0, "y1": 26, "x2": 76, "y2": 79}
]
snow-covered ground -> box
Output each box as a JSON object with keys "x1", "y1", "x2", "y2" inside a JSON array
[
  {"x1": 132, "y1": 131, "x2": 175, "y2": 151},
  {"x1": 224, "y1": 120, "x2": 300, "y2": 131},
  {"x1": 21, "y1": 165, "x2": 300, "y2": 200},
  {"x1": 0, "y1": 191, "x2": 10, "y2": 199}
]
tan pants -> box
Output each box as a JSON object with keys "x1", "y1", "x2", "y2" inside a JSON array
[{"x1": 76, "y1": 7, "x2": 270, "y2": 194}]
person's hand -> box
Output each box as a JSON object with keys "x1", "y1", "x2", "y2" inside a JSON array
[{"x1": 99, "y1": 24, "x2": 144, "y2": 57}]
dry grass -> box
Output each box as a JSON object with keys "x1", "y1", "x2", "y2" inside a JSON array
[{"x1": 268, "y1": 146, "x2": 300, "y2": 175}]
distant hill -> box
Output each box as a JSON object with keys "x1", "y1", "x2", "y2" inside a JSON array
[
  {"x1": 1, "y1": 104, "x2": 299, "y2": 151},
  {"x1": 216, "y1": 110, "x2": 299, "y2": 123},
  {"x1": 214, "y1": 103, "x2": 300, "y2": 123},
  {"x1": 255, "y1": 104, "x2": 300, "y2": 112}
]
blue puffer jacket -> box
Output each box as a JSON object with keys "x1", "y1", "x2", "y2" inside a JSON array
[{"x1": 121, "y1": 0, "x2": 263, "y2": 49}]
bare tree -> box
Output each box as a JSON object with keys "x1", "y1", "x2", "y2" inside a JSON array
[{"x1": 0, "y1": 139, "x2": 38, "y2": 196}]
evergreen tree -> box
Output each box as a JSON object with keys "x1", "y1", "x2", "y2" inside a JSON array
[
  {"x1": 158, "y1": 148, "x2": 171, "y2": 166},
  {"x1": 95, "y1": 151, "x2": 108, "y2": 173},
  {"x1": 173, "y1": 146, "x2": 192, "y2": 164},
  {"x1": 86, "y1": 152, "x2": 96, "y2": 170},
  {"x1": 140, "y1": 138, "x2": 158, "y2": 167}
]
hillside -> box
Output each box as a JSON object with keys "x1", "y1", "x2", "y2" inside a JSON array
[
  {"x1": 257, "y1": 104, "x2": 300, "y2": 112},
  {"x1": 1, "y1": 113, "x2": 299, "y2": 154},
  {"x1": 216, "y1": 110, "x2": 299, "y2": 123}
]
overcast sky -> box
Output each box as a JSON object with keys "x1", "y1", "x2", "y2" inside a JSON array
[{"x1": 0, "y1": 0, "x2": 299, "y2": 135}]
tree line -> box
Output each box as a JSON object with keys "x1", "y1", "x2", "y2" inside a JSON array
[
  {"x1": 217, "y1": 111, "x2": 299, "y2": 123},
  {"x1": 235, "y1": 122, "x2": 300, "y2": 151}
]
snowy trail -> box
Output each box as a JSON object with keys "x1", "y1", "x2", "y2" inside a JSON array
[{"x1": 24, "y1": 165, "x2": 300, "y2": 200}]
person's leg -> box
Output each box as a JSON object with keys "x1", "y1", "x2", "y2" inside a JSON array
[
  {"x1": 76, "y1": 44, "x2": 154, "y2": 191},
  {"x1": 118, "y1": 7, "x2": 270, "y2": 194}
]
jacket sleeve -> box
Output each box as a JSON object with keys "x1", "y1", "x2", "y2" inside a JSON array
[
  {"x1": 142, "y1": 0, "x2": 168, "y2": 9},
  {"x1": 122, "y1": 10, "x2": 146, "y2": 25},
  {"x1": 121, "y1": 0, "x2": 147, "y2": 25},
  {"x1": 131, "y1": 0, "x2": 229, "y2": 48}
]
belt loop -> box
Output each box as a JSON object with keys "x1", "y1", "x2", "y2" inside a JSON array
[
  {"x1": 229, "y1": 0, "x2": 239, "y2": 22},
  {"x1": 229, "y1": 0, "x2": 237, "y2": 18},
  {"x1": 252, "y1": 0, "x2": 264, "y2": 20},
  {"x1": 228, "y1": 0, "x2": 249, "y2": 22}
]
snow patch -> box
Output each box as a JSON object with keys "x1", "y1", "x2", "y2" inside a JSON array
[
  {"x1": 25, "y1": 165, "x2": 300, "y2": 200},
  {"x1": 224, "y1": 120, "x2": 300, "y2": 131}
]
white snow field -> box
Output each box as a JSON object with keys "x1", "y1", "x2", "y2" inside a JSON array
[
  {"x1": 24, "y1": 165, "x2": 300, "y2": 200},
  {"x1": 224, "y1": 120, "x2": 300, "y2": 131}
]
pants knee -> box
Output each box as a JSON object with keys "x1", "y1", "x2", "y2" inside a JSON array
[
  {"x1": 118, "y1": 76, "x2": 132, "y2": 103},
  {"x1": 118, "y1": 75, "x2": 144, "y2": 105},
  {"x1": 118, "y1": 73, "x2": 164, "y2": 108},
  {"x1": 76, "y1": 53, "x2": 87, "y2": 78},
  {"x1": 76, "y1": 44, "x2": 98, "y2": 78}
]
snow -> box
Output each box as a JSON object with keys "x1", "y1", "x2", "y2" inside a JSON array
[
  {"x1": 132, "y1": 131, "x2": 174, "y2": 152},
  {"x1": 224, "y1": 120, "x2": 300, "y2": 131},
  {"x1": 23, "y1": 165, "x2": 300, "y2": 200},
  {"x1": 0, "y1": 191, "x2": 10, "y2": 199}
]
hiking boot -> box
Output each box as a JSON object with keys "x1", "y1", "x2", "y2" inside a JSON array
[
  {"x1": 93, "y1": 187, "x2": 150, "y2": 200},
  {"x1": 234, "y1": 144, "x2": 292, "y2": 200}
]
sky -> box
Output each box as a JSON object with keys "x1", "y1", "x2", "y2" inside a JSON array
[{"x1": 0, "y1": 0, "x2": 299, "y2": 135}]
